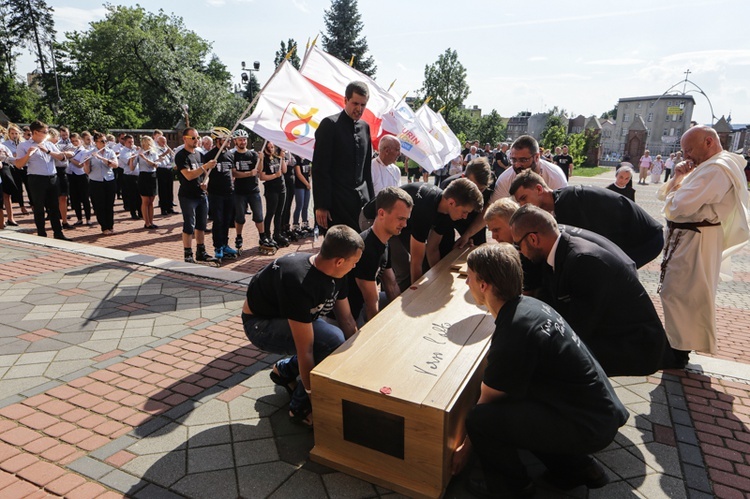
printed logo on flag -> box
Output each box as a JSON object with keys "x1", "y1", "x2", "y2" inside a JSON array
[{"x1": 281, "y1": 104, "x2": 322, "y2": 146}]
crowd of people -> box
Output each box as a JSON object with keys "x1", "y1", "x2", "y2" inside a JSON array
[
  {"x1": 3, "y1": 80, "x2": 749, "y2": 497},
  {"x1": 0, "y1": 121, "x2": 315, "y2": 262}
]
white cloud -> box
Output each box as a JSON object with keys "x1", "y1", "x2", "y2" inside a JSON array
[
  {"x1": 292, "y1": 0, "x2": 310, "y2": 13},
  {"x1": 50, "y1": 6, "x2": 108, "y2": 32}
]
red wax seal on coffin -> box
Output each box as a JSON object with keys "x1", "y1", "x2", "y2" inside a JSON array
[{"x1": 380, "y1": 386, "x2": 392, "y2": 395}]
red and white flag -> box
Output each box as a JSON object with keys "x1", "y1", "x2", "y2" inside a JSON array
[
  {"x1": 241, "y1": 61, "x2": 341, "y2": 160},
  {"x1": 300, "y1": 45, "x2": 394, "y2": 141},
  {"x1": 415, "y1": 104, "x2": 463, "y2": 166},
  {"x1": 381, "y1": 101, "x2": 445, "y2": 173}
]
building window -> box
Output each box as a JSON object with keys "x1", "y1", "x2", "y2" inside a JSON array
[
  {"x1": 637, "y1": 102, "x2": 642, "y2": 108},
  {"x1": 623, "y1": 113, "x2": 630, "y2": 122},
  {"x1": 679, "y1": 101, "x2": 685, "y2": 109},
  {"x1": 647, "y1": 113, "x2": 653, "y2": 122},
  {"x1": 670, "y1": 128, "x2": 675, "y2": 136},
  {"x1": 676, "y1": 128, "x2": 682, "y2": 135},
  {"x1": 678, "y1": 115, "x2": 683, "y2": 122},
  {"x1": 663, "y1": 128, "x2": 668, "y2": 136},
  {"x1": 621, "y1": 129, "x2": 628, "y2": 137},
  {"x1": 672, "y1": 114, "x2": 678, "y2": 122},
  {"x1": 667, "y1": 101, "x2": 672, "y2": 106}
]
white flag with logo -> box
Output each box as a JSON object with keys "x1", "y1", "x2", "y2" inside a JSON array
[
  {"x1": 381, "y1": 101, "x2": 445, "y2": 173},
  {"x1": 415, "y1": 104, "x2": 462, "y2": 166},
  {"x1": 241, "y1": 61, "x2": 341, "y2": 160},
  {"x1": 300, "y1": 45, "x2": 394, "y2": 141}
]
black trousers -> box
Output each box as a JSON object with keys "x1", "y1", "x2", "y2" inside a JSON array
[
  {"x1": 121, "y1": 175, "x2": 140, "y2": 216},
  {"x1": 280, "y1": 175, "x2": 295, "y2": 228},
  {"x1": 466, "y1": 398, "x2": 616, "y2": 492},
  {"x1": 89, "y1": 180, "x2": 116, "y2": 230},
  {"x1": 263, "y1": 188, "x2": 286, "y2": 235},
  {"x1": 27, "y1": 174, "x2": 63, "y2": 236},
  {"x1": 157, "y1": 168, "x2": 174, "y2": 211},
  {"x1": 68, "y1": 174, "x2": 91, "y2": 221},
  {"x1": 10, "y1": 166, "x2": 28, "y2": 206},
  {"x1": 208, "y1": 193, "x2": 234, "y2": 250}
]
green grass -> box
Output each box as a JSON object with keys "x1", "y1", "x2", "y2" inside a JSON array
[{"x1": 572, "y1": 166, "x2": 610, "y2": 177}]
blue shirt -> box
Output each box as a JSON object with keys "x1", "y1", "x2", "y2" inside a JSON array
[
  {"x1": 16, "y1": 139, "x2": 60, "y2": 175},
  {"x1": 88, "y1": 148, "x2": 117, "y2": 182}
]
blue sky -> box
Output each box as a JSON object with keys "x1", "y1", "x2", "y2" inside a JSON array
[{"x1": 20, "y1": 0, "x2": 750, "y2": 125}]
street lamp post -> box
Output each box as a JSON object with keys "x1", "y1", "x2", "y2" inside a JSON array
[{"x1": 241, "y1": 60, "x2": 261, "y2": 101}]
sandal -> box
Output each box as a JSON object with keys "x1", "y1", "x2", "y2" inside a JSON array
[
  {"x1": 289, "y1": 405, "x2": 313, "y2": 428},
  {"x1": 270, "y1": 366, "x2": 297, "y2": 396}
]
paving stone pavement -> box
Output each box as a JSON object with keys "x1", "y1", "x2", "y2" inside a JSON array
[{"x1": 0, "y1": 170, "x2": 749, "y2": 498}]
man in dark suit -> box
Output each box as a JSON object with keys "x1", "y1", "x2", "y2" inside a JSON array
[
  {"x1": 509, "y1": 204, "x2": 668, "y2": 376},
  {"x1": 509, "y1": 169, "x2": 664, "y2": 268},
  {"x1": 312, "y1": 81, "x2": 374, "y2": 232}
]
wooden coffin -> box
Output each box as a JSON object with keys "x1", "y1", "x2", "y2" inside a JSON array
[{"x1": 310, "y1": 248, "x2": 495, "y2": 498}]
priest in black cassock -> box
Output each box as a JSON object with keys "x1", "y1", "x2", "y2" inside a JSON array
[{"x1": 312, "y1": 81, "x2": 374, "y2": 232}]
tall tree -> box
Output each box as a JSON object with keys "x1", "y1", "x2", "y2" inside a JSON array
[
  {"x1": 419, "y1": 49, "x2": 470, "y2": 133},
  {"x1": 321, "y1": 0, "x2": 376, "y2": 77},
  {"x1": 0, "y1": 3, "x2": 19, "y2": 76},
  {"x1": 475, "y1": 110, "x2": 506, "y2": 146},
  {"x1": 60, "y1": 5, "x2": 240, "y2": 129},
  {"x1": 274, "y1": 38, "x2": 301, "y2": 69},
  {"x1": 3, "y1": 0, "x2": 56, "y2": 76}
]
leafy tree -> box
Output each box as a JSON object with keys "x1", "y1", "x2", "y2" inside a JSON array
[
  {"x1": 60, "y1": 5, "x2": 238, "y2": 129},
  {"x1": 475, "y1": 110, "x2": 506, "y2": 146},
  {"x1": 539, "y1": 124, "x2": 567, "y2": 152},
  {"x1": 321, "y1": 0, "x2": 376, "y2": 76},
  {"x1": 3, "y1": 0, "x2": 56, "y2": 76},
  {"x1": 600, "y1": 105, "x2": 618, "y2": 120},
  {"x1": 0, "y1": 75, "x2": 51, "y2": 122},
  {"x1": 0, "y1": 3, "x2": 19, "y2": 76},
  {"x1": 274, "y1": 38, "x2": 301, "y2": 69},
  {"x1": 419, "y1": 49, "x2": 470, "y2": 132},
  {"x1": 57, "y1": 88, "x2": 115, "y2": 132}
]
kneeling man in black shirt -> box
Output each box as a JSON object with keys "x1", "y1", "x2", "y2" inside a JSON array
[
  {"x1": 453, "y1": 244, "x2": 628, "y2": 497},
  {"x1": 241, "y1": 225, "x2": 363, "y2": 427}
]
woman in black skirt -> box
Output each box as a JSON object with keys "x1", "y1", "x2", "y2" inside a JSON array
[{"x1": 132, "y1": 135, "x2": 159, "y2": 229}]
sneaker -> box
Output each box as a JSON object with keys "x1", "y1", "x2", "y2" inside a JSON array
[
  {"x1": 215, "y1": 247, "x2": 224, "y2": 260},
  {"x1": 222, "y1": 245, "x2": 238, "y2": 257},
  {"x1": 196, "y1": 251, "x2": 218, "y2": 263},
  {"x1": 274, "y1": 233, "x2": 290, "y2": 248},
  {"x1": 184, "y1": 254, "x2": 196, "y2": 263}
]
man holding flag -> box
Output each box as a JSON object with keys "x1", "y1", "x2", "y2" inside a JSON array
[{"x1": 312, "y1": 81, "x2": 374, "y2": 232}]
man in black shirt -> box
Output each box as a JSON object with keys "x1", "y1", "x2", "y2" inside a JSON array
[
  {"x1": 348, "y1": 187, "x2": 412, "y2": 324},
  {"x1": 231, "y1": 129, "x2": 263, "y2": 253},
  {"x1": 509, "y1": 169, "x2": 663, "y2": 267},
  {"x1": 509, "y1": 205, "x2": 668, "y2": 376},
  {"x1": 203, "y1": 133, "x2": 237, "y2": 259},
  {"x1": 493, "y1": 142, "x2": 510, "y2": 178},
  {"x1": 175, "y1": 127, "x2": 217, "y2": 263},
  {"x1": 362, "y1": 178, "x2": 484, "y2": 290},
  {"x1": 312, "y1": 81, "x2": 374, "y2": 232},
  {"x1": 242, "y1": 225, "x2": 363, "y2": 427},
  {"x1": 554, "y1": 144, "x2": 574, "y2": 180},
  {"x1": 452, "y1": 244, "x2": 628, "y2": 496}
]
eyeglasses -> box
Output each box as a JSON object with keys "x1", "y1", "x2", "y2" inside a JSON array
[
  {"x1": 513, "y1": 231, "x2": 538, "y2": 250},
  {"x1": 184, "y1": 136, "x2": 199, "y2": 140},
  {"x1": 509, "y1": 156, "x2": 533, "y2": 164}
]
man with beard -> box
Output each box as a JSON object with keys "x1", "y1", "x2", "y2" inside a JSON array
[{"x1": 489, "y1": 135, "x2": 567, "y2": 202}]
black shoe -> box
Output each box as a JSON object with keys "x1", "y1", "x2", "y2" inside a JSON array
[
  {"x1": 62, "y1": 223, "x2": 72, "y2": 229},
  {"x1": 38, "y1": 231, "x2": 48, "y2": 238},
  {"x1": 466, "y1": 476, "x2": 535, "y2": 498},
  {"x1": 6, "y1": 220, "x2": 18, "y2": 226},
  {"x1": 543, "y1": 460, "x2": 609, "y2": 490},
  {"x1": 73, "y1": 220, "x2": 83, "y2": 226},
  {"x1": 53, "y1": 233, "x2": 70, "y2": 241}
]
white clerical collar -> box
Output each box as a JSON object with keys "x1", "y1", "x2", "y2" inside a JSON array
[{"x1": 546, "y1": 232, "x2": 562, "y2": 271}]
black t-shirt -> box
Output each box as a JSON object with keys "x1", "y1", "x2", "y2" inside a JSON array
[
  {"x1": 556, "y1": 154, "x2": 573, "y2": 179},
  {"x1": 232, "y1": 149, "x2": 260, "y2": 195},
  {"x1": 347, "y1": 227, "x2": 390, "y2": 320},
  {"x1": 438, "y1": 174, "x2": 490, "y2": 251},
  {"x1": 175, "y1": 148, "x2": 206, "y2": 198},
  {"x1": 362, "y1": 182, "x2": 452, "y2": 245},
  {"x1": 485, "y1": 295, "x2": 629, "y2": 430},
  {"x1": 294, "y1": 160, "x2": 312, "y2": 190},
  {"x1": 246, "y1": 253, "x2": 348, "y2": 323},
  {"x1": 263, "y1": 155, "x2": 285, "y2": 191},
  {"x1": 204, "y1": 148, "x2": 233, "y2": 195}
]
